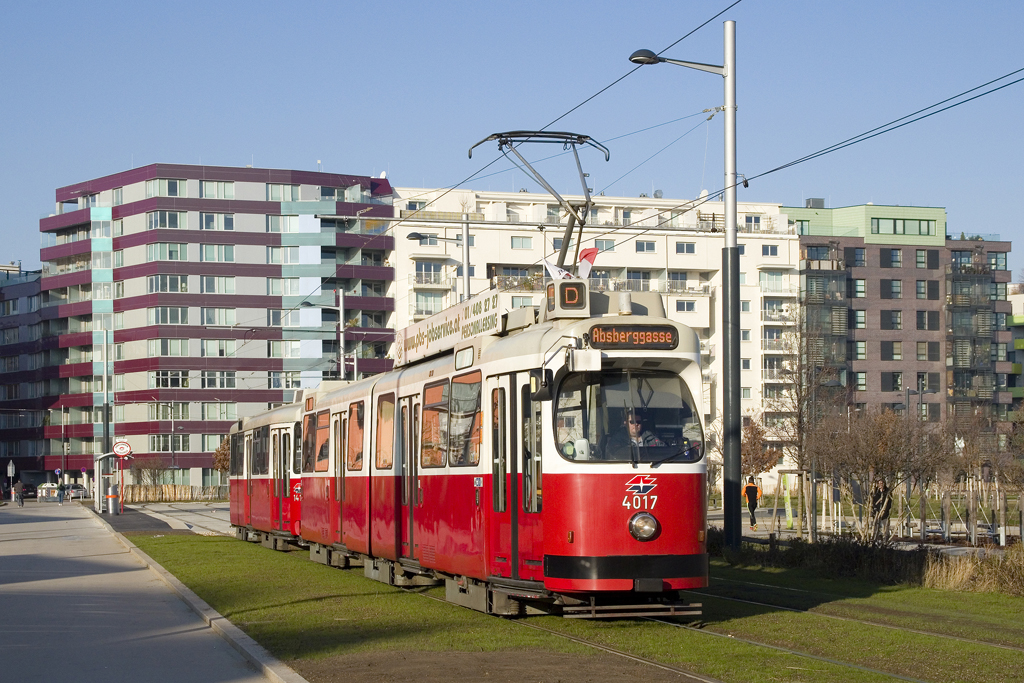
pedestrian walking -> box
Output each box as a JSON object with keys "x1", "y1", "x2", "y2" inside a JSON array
[
  {"x1": 57, "y1": 481, "x2": 66, "y2": 506},
  {"x1": 743, "y1": 476, "x2": 762, "y2": 531},
  {"x1": 14, "y1": 480, "x2": 24, "y2": 508}
]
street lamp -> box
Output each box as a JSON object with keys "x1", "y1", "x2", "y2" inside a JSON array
[
  {"x1": 631, "y1": 20, "x2": 741, "y2": 548},
  {"x1": 407, "y1": 229, "x2": 472, "y2": 302}
]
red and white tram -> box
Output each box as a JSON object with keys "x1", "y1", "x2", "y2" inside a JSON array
[{"x1": 231, "y1": 279, "x2": 707, "y2": 617}]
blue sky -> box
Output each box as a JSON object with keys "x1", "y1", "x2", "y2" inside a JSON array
[{"x1": 2, "y1": 0, "x2": 1023, "y2": 272}]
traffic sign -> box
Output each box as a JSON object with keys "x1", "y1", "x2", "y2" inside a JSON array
[
  {"x1": 7, "y1": 460, "x2": 14, "y2": 477},
  {"x1": 55, "y1": 468, "x2": 62, "y2": 477},
  {"x1": 113, "y1": 441, "x2": 132, "y2": 457}
]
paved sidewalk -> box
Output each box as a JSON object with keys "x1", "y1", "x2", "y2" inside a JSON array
[{"x1": 0, "y1": 500, "x2": 270, "y2": 682}]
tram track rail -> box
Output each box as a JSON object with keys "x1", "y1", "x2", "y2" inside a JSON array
[{"x1": 698, "y1": 576, "x2": 1024, "y2": 653}]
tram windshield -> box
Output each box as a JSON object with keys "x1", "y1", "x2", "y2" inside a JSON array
[{"x1": 555, "y1": 370, "x2": 703, "y2": 465}]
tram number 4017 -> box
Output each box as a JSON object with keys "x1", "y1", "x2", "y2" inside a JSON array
[{"x1": 622, "y1": 495, "x2": 658, "y2": 510}]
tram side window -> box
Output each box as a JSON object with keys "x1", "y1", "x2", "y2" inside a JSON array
[
  {"x1": 302, "y1": 413, "x2": 317, "y2": 473},
  {"x1": 253, "y1": 427, "x2": 269, "y2": 475},
  {"x1": 492, "y1": 388, "x2": 506, "y2": 512},
  {"x1": 421, "y1": 380, "x2": 449, "y2": 468},
  {"x1": 292, "y1": 421, "x2": 302, "y2": 474},
  {"x1": 315, "y1": 410, "x2": 331, "y2": 472},
  {"x1": 347, "y1": 402, "x2": 364, "y2": 470},
  {"x1": 229, "y1": 434, "x2": 241, "y2": 475},
  {"x1": 522, "y1": 385, "x2": 542, "y2": 512},
  {"x1": 272, "y1": 432, "x2": 280, "y2": 476},
  {"x1": 281, "y1": 433, "x2": 291, "y2": 497},
  {"x1": 375, "y1": 394, "x2": 395, "y2": 469},
  {"x1": 450, "y1": 371, "x2": 481, "y2": 467},
  {"x1": 334, "y1": 417, "x2": 344, "y2": 501}
]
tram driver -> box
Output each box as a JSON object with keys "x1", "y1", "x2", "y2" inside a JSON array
[{"x1": 603, "y1": 409, "x2": 666, "y2": 456}]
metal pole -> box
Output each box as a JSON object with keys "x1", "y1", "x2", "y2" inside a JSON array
[
  {"x1": 340, "y1": 289, "x2": 346, "y2": 380},
  {"x1": 462, "y1": 213, "x2": 471, "y2": 301},
  {"x1": 721, "y1": 19, "x2": 742, "y2": 550}
]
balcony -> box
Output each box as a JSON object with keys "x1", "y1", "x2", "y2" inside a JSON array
[
  {"x1": 666, "y1": 282, "x2": 714, "y2": 296},
  {"x1": 491, "y1": 275, "x2": 546, "y2": 292},
  {"x1": 947, "y1": 262, "x2": 992, "y2": 276},
  {"x1": 759, "y1": 283, "x2": 798, "y2": 295},
  {"x1": 761, "y1": 339, "x2": 788, "y2": 352},
  {"x1": 801, "y1": 259, "x2": 845, "y2": 271},
  {"x1": 410, "y1": 273, "x2": 451, "y2": 289},
  {"x1": 761, "y1": 309, "x2": 796, "y2": 323},
  {"x1": 947, "y1": 293, "x2": 993, "y2": 307},
  {"x1": 400, "y1": 210, "x2": 485, "y2": 221},
  {"x1": 700, "y1": 341, "x2": 715, "y2": 356},
  {"x1": 762, "y1": 369, "x2": 793, "y2": 381}
]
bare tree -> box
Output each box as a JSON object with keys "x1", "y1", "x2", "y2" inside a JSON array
[
  {"x1": 212, "y1": 437, "x2": 230, "y2": 473},
  {"x1": 130, "y1": 455, "x2": 168, "y2": 487},
  {"x1": 741, "y1": 413, "x2": 776, "y2": 477}
]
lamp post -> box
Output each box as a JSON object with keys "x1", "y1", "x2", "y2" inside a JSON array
[
  {"x1": 301, "y1": 301, "x2": 356, "y2": 380},
  {"x1": 407, "y1": 231, "x2": 472, "y2": 302},
  {"x1": 630, "y1": 20, "x2": 740, "y2": 548}
]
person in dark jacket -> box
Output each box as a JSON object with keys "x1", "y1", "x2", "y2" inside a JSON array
[
  {"x1": 13, "y1": 480, "x2": 24, "y2": 508},
  {"x1": 743, "y1": 476, "x2": 762, "y2": 530}
]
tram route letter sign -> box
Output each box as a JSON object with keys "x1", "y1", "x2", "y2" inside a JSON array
[{"x1": 589, "y1": 325, "x2": 678, "y2": 350}]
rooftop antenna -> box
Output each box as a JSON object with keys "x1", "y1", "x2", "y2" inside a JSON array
[{"x1": 470, "y1": 131, "x2": 609, "y2": 269}]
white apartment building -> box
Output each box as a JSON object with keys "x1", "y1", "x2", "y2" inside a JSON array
[{"x1": 390, "y1": 187, "x2": 800, "y2": 472}]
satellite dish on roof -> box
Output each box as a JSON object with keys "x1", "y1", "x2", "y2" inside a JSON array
[
  {"x1": 699, "y1": 189, "x2": 709, "y2": 199},
  {"x1": 379, "y1": 171, "x2": 387, "y2": 179}
]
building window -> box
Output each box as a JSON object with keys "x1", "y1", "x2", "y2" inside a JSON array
[
  {"x1": 201, "y1": 371, "x2": 236, "y2": 389},
  {"x1": 146, "y1": 211, "x2": 186, "y2": 230},
  {"x1": 676, "y1": 300, "x2": 695, "y2": 312},
  {"x1": 149, "y1": 370, "x2": 190, "y2": 388},
  {"x1": 200, "y1": 276, "x2": 235, "y2": 294},
  {"x1": 917, "y1": 342, "x2": 928, "y2": 361},
  {"x1": 268, "y1": 309, "x2": 300, "y2": 326},
  {"x1": 147, "y1": 243, "x2": 188, "y2": 261},
  {"x1": 741, "y1": 300, "x2": 750, "y2": 312},
  {"x1": 147, "y1": 339, "x2": 189, "y2": 357},
  {"x1": 851, "y1": 310, "x2": 865, "y2": 329},
  {"x1": 267, "y1": 246, "x2": 300, "y2": 264},
  {"x1": 147, "y1": 275, "x2": 188, "y2": 294},
  {"x1": 455, "y1": 265, "x2": 476, "y2": 277},
  {"x1": 991, "y1": 282, "x2": 1007, "y2": 301},
  {"x1": 851, "y1": 279, "x2": 866, "y2": 298},
  {"x1": 203, "y1": 434, "x2": 228, "y2": 452},
  {"x1": 267, "y1": 215, "x2": 298, "y2": 233},
  {"x1": 741, "y1": 359, "x2": 751, "y2": 370},
  {"x1": 806, "y1": 246, "x2": 829, "y2": 260},
  {"x1": 269, "y1": 340, "x2": 302, "y2": 358},
  {"x1": 511, "y1": 236, "x2": 532, "y2": 249},
  {"x1": 201, "y1": 213, "x2": 234, "y2": 230},
  {"x1": 202, "y1": 402, "x2": 237, "y2": 420},
  {"x1": 416, "y1": 233, "x2": 438, "y2": 246},
  {"x1": 890, "y1": 311, "x2": 902, "y2": 330},
  {"x1": 852, "y1": 341, "x2": 866, "y2": 360},
  {"x1": 201, "y1": 339, "x2": 236, "y2": 357},
  {"x1": 511, "y1": 296, "x2": 532, "y2": 308},
  {"x1": 762, "y1": 244, "x2": 778, "y2": 257},
  {"x1": 622, "y1": 210, "x2": 631, "y2": 226},
  {"x1": 268, "y1": 371, "x2": 302, "y2": 389},
  {"x1": 916, "y1": 250, "x2": 927, "y2": 268},
  {"x1": 854, "y1": 372, "x2": 867, "y2": 391},
  {"x1": 596, "y1": 239, "x2": 615, "y2": 252},
  {"x1": 992, "y1": 343, "x2": 1008, "y2": 362},
  {"x1": 415, "y1": 292, "x2": 444, "y2": 316},
  {"x1": 200, "y1": 181, "x2": 234, "y2": 199},
  {"x1": 989, "y1": 252, "x2": 1007, "y2": 270},
  {"x1": 635, "y1": 240, "x2": 656, "y2": 253},
  {"x1": 741, "y1": 329, "x2": 751, "y2": 341},
  {"x1": 626, "y1": 270, "x2": 651, "y2": 291},
  {"x1": 200, "y1": 244, "x2": 234, "y2": 262},
  {"x1": 737, "y1": 244, "x2": 745, "y2": 255},
  {"x1": 676, "y1": 242, "x2": 695, "y2": 254},
  {"x1": 871, "y1": 218, "x2": 935, "y2": 235},
  {"x1": 146, "y1": 179, "x2": 185, "y2": 198},
  {"x1": 150, "y1": 434, "x2": 190, "y2": 453},
  {"x1": 149, "y1": 402, "x2": 189, "y2": 420},
  {"x1": 745, "y1": 215, "x2": 761, "y2": 231},
  {"x1": 201, "y1": 308, "x2": 235, "y2": 326},
  {"x1": 916, "y1": 280, "x2": 927, "y2": 299},
  {"x1": 112, "y1": 187, "x2": 123, "y2": 206},
  {"x1": 852, "y1": 248, "x2": 865, "y2": 267},
  {"x1": 267, "y1": 278, "x2": 300, "y2": 295},
  {"x1": 267, "y1": 184, "x2": 299, "y2": 201},
  {"x1": 148, "y1": 307, "x2": 189, "y2": 325},
  {"x1": 742, "y1": 387, "x2": 751, "y2": 399},
  {"x1": 881, "y1": 341, "x2": 903, "y2": 361},
  {"x1": 552, "y1": 237, "x2": 576, "y2": 251}
]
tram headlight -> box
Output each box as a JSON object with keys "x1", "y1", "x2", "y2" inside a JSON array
[{"x1": 628, "y1": 512, "x2": 659, "y2": 541}]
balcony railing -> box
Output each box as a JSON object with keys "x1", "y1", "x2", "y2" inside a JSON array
[
  {"x1": 491, "y1": 275, "x2": 546, "y2": 292},
  {"x1": 761, "y1": 339, "x2": 788, "y2": 351},
  {"x1": 947, "y1": 263, "x2": 992, "y2": 276},
  {"x1": 760, "y1": 283, "x2": 799, "y2": 295},
  {"x1": 410, "y1": 273, "x2": 450, "y2": 287},
  {"x1": 762, "y1": 369, "x2": 793, "y2": 381},
  {"x1": 761, "y1": 309, "x2": 796, "y2": 323}
]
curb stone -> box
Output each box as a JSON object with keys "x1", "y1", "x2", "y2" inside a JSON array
[{"x1": 89, "y1": 508, "x2": 309, "y2": 683}]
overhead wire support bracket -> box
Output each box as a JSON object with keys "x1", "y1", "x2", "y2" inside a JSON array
[{"x1": 469, "y1": 131, "x2": 610, "y2": 268}]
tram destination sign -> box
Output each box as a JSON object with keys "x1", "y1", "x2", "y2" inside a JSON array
[
  {"x1": 589, "y1": 325, "x2": 678, "y2": 350},
  {"x1": 396, "y1": 289, "x2": 502, "y2": 366}
]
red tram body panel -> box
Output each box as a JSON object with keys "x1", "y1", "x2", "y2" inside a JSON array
[{"x1": 231, "y1": 281, "x2": 708, "y2": 617}]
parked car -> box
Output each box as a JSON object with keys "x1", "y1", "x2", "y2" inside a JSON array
[
  {"x1": 67, "y1": 483, "x2": 88, "y2": 499},
  {"x1": 19, "y1": 483, "x2": 37, "y2": 499}
]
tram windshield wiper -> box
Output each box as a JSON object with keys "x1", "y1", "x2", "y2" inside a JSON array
[
  {"x1": 650, "y1": 446, "x2": 692, "y2": 468},
  {"x1": 629, "y1": 443, "x2": 639, "y2": 469}
]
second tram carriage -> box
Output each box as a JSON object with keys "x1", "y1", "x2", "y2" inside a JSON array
[{"x1": 230, "y1": 279, "x2": 708, "y2": 617}]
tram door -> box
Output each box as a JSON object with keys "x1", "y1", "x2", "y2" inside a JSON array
[
  {"x1": 517, "y1": 373, "x2": 545, "y2": 581},
  {"x1": 271, "y1": 428, "x2": 290, "y2": 532},
  {"x1": 398, "y1": 396, "x2": 418, "y2": 560},
  {"x1": 243, "y1": 432, "x2": 253, "y2": 526},
  {"x1": 487, "y1": 375, "x2": 514, "y2": 578},
  {"x1": 333, "y1": 413, "x2": 345, "y2": 544}
]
